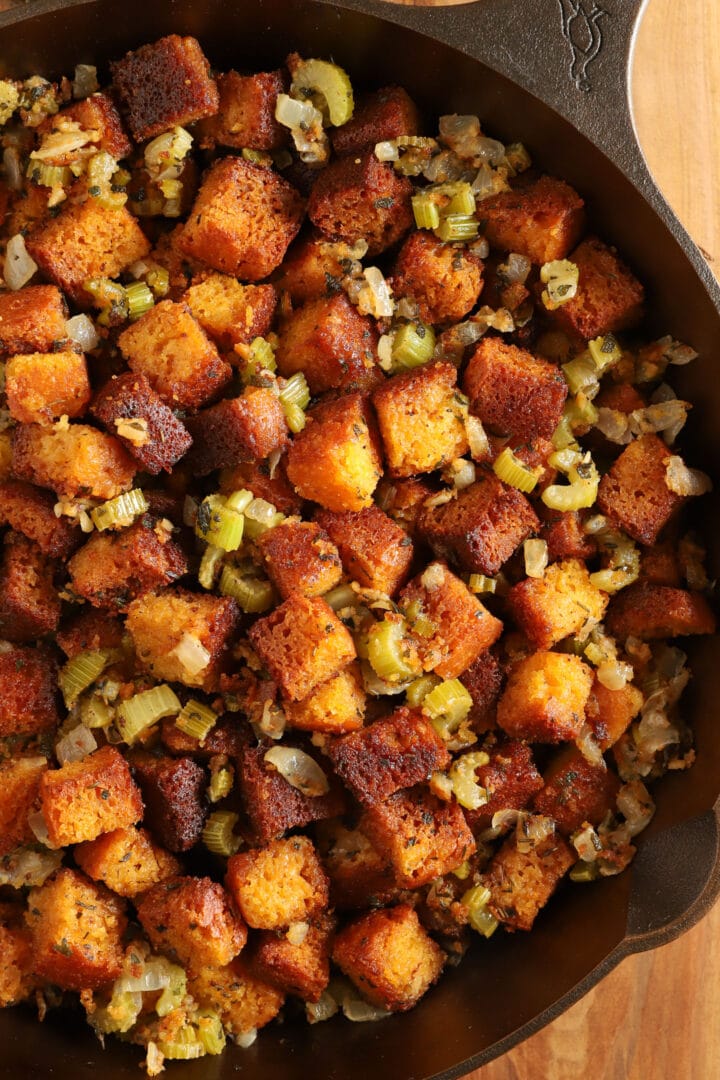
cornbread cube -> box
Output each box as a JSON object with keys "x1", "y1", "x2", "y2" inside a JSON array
[
  {"x1": 497, "y1": 651, "x2": 594, "y2": 743},
  {"x1": 361, "y1": 786, "x2": 476, "y2": 888},
  {"x1": 0, "y1": 480, "x2": 79, "y2": 557},
  {"x1": 47, "y1": 92, "x2": 131, "y2": 161},
  {"x1": 481, "y1": 176, "x2": 585, "y2": 264},
  {"x1": 332, "y1": 85, "x2": 421, "y2": 156},
  {"x1": 0, "y1": 431, "x2": 12, "y2": 481},
  {"x1": 460, "y1": 651, "x2": 503, "y2": 732},
  {"x1": 0, "y1": 285, "x2": 67, "y2": 355},
  {"x1": 187, "y1": 957, "x2": 284, "y2": 1036},
  {"x1": 605, "y1": 583, "x2": 716, "y2": 640},
  {"x1": 91, "y1": 372, "x2": 193, "y2": 475},
  {"x1": 508, "y1": 558, "x2": 608, "y2": 650},
  {"x1": 333, "y1": 904, "x2": 444, "y2": 1011},
  {"x1": 150, "y1": 223, "x2": 210, "y2": 299},
  {"x1": 399, "y1": 562, "x2": 503, "y2": 679},
  {"x1": 0, "y1": 922, "x2": 35, "y2": 1006},
  {"x1": 285, "y1": 392, "x2": 383, "y2": 512},
  {"x1": 74, "y1": 826, "x2": 180, "y2": 897},
  {"x1": 308, "y1": 149, "x2": 413, "y2": 256},
  {"x1": 226, "y1": 836, "x2": 329, "y2": 930},
  {"x1": 130, "y1": 752, "x2": 207, "y2": 853},
  {"x1": 483, "y1": 833, "x2": 575, "y2": 931},
  {"x1": 251, "y1": 912, "x2": 335, "y2": 1002},
  {"x1": 56, "y1": 608, "x2": 124, "y2": 659},
  {"x1": 220, "y1": 457, "x2": 304, "y2": 516},
  {"x1": 40, "y1": 745, "x2": 143, "y2": 847},
  {"x1": 315, "y1": 505, "x2": 414, "y2": 596},
  {"x1": 390, "y1": 231, "x2": 484, "y2": 326},
  {"x1": 594, "y1": 381, "x2": 647, "y2": 415},
  {"x1": 540, "y1": 508, "x2": 596, "y2": 562},
  {"x1": 184, "y1": 274, "x2": 277, "y2": 349},
  {"x1": 197, "y1": 68, "x2": 288, "y2": 150},
  {"x1": 136, "y1": 876, "x2": 247, "y2": 970},
  {"x1": 373, "y1": 361, "x2": 468, "y2": 477},
  {"x1": 185, "y1": 387, "x2": 289, "y2": 475},
  {"x1": 8, "y1": 182, "x2": 50, "y2": 240},
  {"x1": 110, "y1": 34, "x2": 219, "y2": 142},
  {"x1": 328, "y1": 706, "x2": 450, "y2": 805},
  {"x1": 126, "y1": 587, "x2": 239, "y2": 690},
  {"x1": 248, "y1": 594, "x2": 356, "y2": 700},
  {"x1": 118, "y1": 300, "x2": 232, "y2": 410},
  {"x1": 533, "y1": 747, "x2": 621, "y2": 835},
  {"x1": 383, "y1": 476, "x2": 435, "y2": 535},
  {"x1": 12, "y1": 422, "x2": 136, "y2": 501},
  {"x1": 26, "y1": 201, "x2": 150, "y2": 306},
  {"x1": 275, "y1": 293, "x2": 379, "y2": 395},
  {"x1": 464, "y1": 738, "x2": 544, "y2": 833},
  {"x1": 180, "y1": 157, "x2": 305, "y2": 281},
  {"x1": 463, "y1": 337, "x2": 567, "y2": 440},
  {"x1": 586, "y1": 679, "x2": 643, "y2": 749},
  {"x1": 0, "y1": 531, "x2": 60, "y2": 641},
  {"x1": 552, "y1": 237, "x2": 645, "y2": 341},
  {"x1": 274, "y1": 233, "x2": 362, "y2": 305},
  {"x1": 597, "y1": 433, "x2": 685, "y2": 545},
  {"x1": 284, "y1": 663, "x2": 366, "y2": 734},
  {"x1": 5, "y1": 349, "x2": 90, "y2": 426},
  {"x1": 0, "y1": 755, "x2": 48, "y2": 856},
  {"x1": 315, "y1": 819, "x2": 399, "y2": 909},
  {"x1": 258, "y1": 520, "x2": 342, "y2": 599},
  {"x1": 26, "y1": 868, "x2": 126, "y2": 990},
  {"x1": 0, "y1": 644, "x2": 58, "y2": 736},
  {"x1": 639, "y1": 540, "x2": 682, "y2": 587}
]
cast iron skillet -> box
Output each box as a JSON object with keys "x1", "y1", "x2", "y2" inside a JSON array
[{"x1": 0, "y1": 0, "x2": 718, "y2": 1076}]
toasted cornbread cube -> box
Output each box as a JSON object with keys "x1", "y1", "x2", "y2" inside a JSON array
[
  {"x1": 597, "y1": 433, "x2": 685, "y2": 545},
  {"x1": 258, "y1": 520, "x2": 342, "y2": 599},
  {"x1": 0, "y1": 922, "x2": 35, "y2": 1006},
  {"x1": 373, "y1": 361, "x2": 468, "y2": 477},
  {"x1": 187, "y1": 957, "x2": 284, "y2": 1036},
  {"x1": 464, "y1": 738, "x2": 543, "y2": 833},
  {"x1": 399, "y1": 562, "x2": 503, "y2": 678},
  {"x1": 497, "y1": 651, "x2": 594, "y2": 743},
  {"x1": 315, "y1": 505, "x2": 414, "y2": 596},
  {"x1": 315, "y1": 819, "x2": 399, "y2": 909},
  {"x1": 460, "y1": 651, "x2": 503, "y2": 732},
  {"x1": 308, "y1": 149, "x2": 413, "y2": 256},
  {"x1": 333, "y1": 904, "x2": 444, "y2": 1011},
  {"x1": 328, "y1": 706, "x2": 449, "y2": 806},
  {"x1": 382, "y1": 476, "x2": 435, "y2": 535},
  {"x1": 220, "y1": 457, "x2": 304, "y2": 516},
  {"x1": 8, "y1": 182, "x2": 50, "y2": 240},
  {"x1": 130, "y1": 752, "x2": 207, "y2": 853},
  {"x1": 639, "y1": 540, "x2": 682, "y2": 587},
  {"x1": 0, "y1": 480, "x2": 78, "y2": 557},
  {"x1": 540, "y1": 508, "x2": 596, "y2": 562},
  {"x1": 26, "y1": 868, "x2": 126, "y2": 990},
  {"x1": 126, "y1": 587, "x2": 239, "y2": 690},
  {"x1": 483, "y1": 833, "x2": 575, "y2": 931},
  {"x1": 332, "y1": 85, "x2": 421, "y2": 156},
  {"x1": 12, "y1": 422, "x2": 136, "y2": 501},
  {"x1": 74, "y1": 826, "x2": 180, "y2": 897},
  {"x1": 56, "y1": 608, "x2": 124, "y2": 659},
  {"x1": 605, "y1": 582, "x2": 716, "y2": 640},
  {"x1": 248, "y1": 594, "x2": 356, "y2": 701},
  {"x1": 390, "y1": 231, "x2": 484, "y2": 326},
  {"x1": 594, "y1": 381, "x2": 647, "y2": 415},
  {"x1": 44, "y1": 92, "x2": 131, "y2": 161},
  {"x1": 586, "y1": 679, "x2": 643, "y2": 749},
  {"x1": 463, "y1": 337, "x2": 567, "y2": 440},
  {"x1": 361, "y1": 786, "x2": 476, "y2": 888},
  {"x1": 91, "y1": 372, "x2": 193, "y2": 475},
  {"x1": 274, "y1": 234, "x2": 361, "y2": 305},
  {"x1": 226, "y1": 836, "x2": 329, "y2": 930},
  {"x1": 508, "y1": 558, "x2": 608, "y2": 649},
  {"x1": 0, "y1": 755, "x2": 48, "y2": 856},
  {"x1": 118, "y1": 300, "x2": 231, "y2": 410},
  {"x1": 149, "y1": 223, "x2": 210, "y2": 299},
  {"x1": 284, "y1": 664, "x2": 366, "y2": 734},
  {"x1": 180, "y1": 157, "x2": 304, "y2": 281},
  {"x1": 0, "y1": 532, "x2": 60, "y2": 641},
  {"x1": 0, "y1": 285, "x2": 67, "y2": 355},
  {"x1": 0, "y1": 644, "x2": 58, "y2": 736},
  {"x1": 6, "y1": 349, "x2": 90, "y2": 425},
  {"x1": 185, "y1": 387, "x2": 289, "y2": 475},
  {"x1": 26, "y1": 201, "x2": 150, "y2": 306},
  {"x1": 136, "y1": 876, "x2": 247, "y2": 970},
  {"x1": 552, "y1": 236, "x2": 644, "y2": 340},
  {"x1": 184, "y1": 274, "x2": 277, "y2": 349},
  {"x1": 532, "y1": 746, "x2": 620, "y2": 835},
  {"x1": 111, "y1": 34, "x2": 218, "y2": 142},
  {"x1": 251, "y1": 912, "x2": 335, "y2": 1002},
  {"x1": 416, "y1": 473, "x2": 539, "y2": 574},
  {"x1": 0, "y1": 431, "x2": 11, "y2": 481},
  {"x1": 197, "y1": 68, "x2": 288, "y2": 150},
  {"x1": 285, "y1": 392, "x2": 383, "y2": 512},
  {"x1": 40, "y1": 745, "x2": 143, "y2": 847},
  {"x1": 275, "y1": 293, "x2": 379, "y2": 395},
  {"x1": 481, "y1": 176, "x2": 585, "y2": 264}
]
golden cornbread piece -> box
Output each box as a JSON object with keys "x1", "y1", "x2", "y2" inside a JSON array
[
  {"x1": 226, "y1": 836, "x2": 329, "y2": 931},
  {"x1": 284, "y1": 663, "x2": 366, "y2": 735},
  {"x1": 0, "y1": 921, "x2": 35, "y2": 1006},
  {"x1": 331, "y1": 85, "x2": 420, "y2": 156},
  {"x1": 39, "y1": 745, "x2": 143, "y2": 848},
  {"x1": 197, "y1": 68, "x2": 288, "y2": 151},
  {"x1": 481, "y1": 175, "x2": 585, "y2": 264},
  {"x1": 597, "y1": 433, "x2": 685, "y2": 545},
  {"x1": 315, "y1": 504, "x2": 414, "y2": 597},
  {"x1": 497, "y1": 651, "x2": 594, "y2": 743},
  {"x1": 0, "y1": 531, "x2": 59, "y2": 642},
  {"x1": 251, "y1": 913, "x2": 335, "y2": 1003},
  {"x1": 275, "y1": 293, "x2": 379, "y2": 395},
  {"x1": 315, "y1": 819, "x2": 399, "y2": 910},
  {"x1": 6, "y1": 350, "x2": 90, "y2": 426},
  {"x1": 0, "y1": 755, "x2": 48, "y2": 857},
  {"x1": 508, "y1": 558, "x2": 608, "y2": 650},
  {"x1": 0, "y1": 285, "x2": 67, "y2": 356},
  {"x1": 0, "y1": 644, "x2": 59, "y2": 736},
  {"x1": 184, "y1": 273, "x2": 277, "y2": 349},
  {"x1": 586, "y1": 678, "x2": 644, "y2": 749},
  {"x1": 390, "y1": 230, "x2": 484, "y2": 326},
  {"x1": 483, "y1": 833, "x2": 575, "y2": 931},
  {"x1": 74, "y1": 826, "x2": 180, "y2": 897},
  {"x1": 0, "y1": 479, "x2": 80, "y2": 558},
  {"x1": 12, "y1": 422, "x2": 136, "y2": 501},
  {"x1": 605, "y1": 582, "x2": 717, "y2": 641},
  {"x1": 136, "y1": 876, "x2": 247, "y2": 970},
  {"x1": 532, "y1": 746, "x2": 621, "y2": 836},
  {"x1": 258, "y1": 520, "x2": 342, "y2": 599},
  {"x1": 187, "y1": 958, "x2": 284, "y2": 1036},
  {"x1": 551, "y1": 236, "x2": 644, "y2": 341}
]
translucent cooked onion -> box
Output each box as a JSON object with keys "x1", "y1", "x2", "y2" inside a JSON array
[
  {"x1": 3, "y1": 146, "x2": 22, "y2": 190},
  {"x1": 4, "y1": 233, "x2": 38, "y2": 290},
  {"x1": 357, "y1": 267, "x2": 394, "y2": 318},
  {"x1": 420, "y1": 563, "x2": 445, "y2": 590},
  {"x1": 616, "y1": 780, "x2": 655, "y2": 837},
  {"x1": 72, "y1": 64, "x2": 99, "y2": 98},
  {"x1": 28, "y1": 810, "x2": 52, "y2": 847},
  {"x1": 596, "y1": 660, "x2": 634, "y2": 691},
  {"x1": 499, "y1": 252, "x2": 531, "y2": 285},
  {"x1": 65, "y1": 314, "x2": 99, "y2": 352},
  {"x1": 286, "y1": 921, "x2": 310, "y2": 946},
  {"x1": 523, "y1": 538, "x2": 548, "y2": 579},
  {"x1": 117, "y1": 965, "x2": 172, "y2": 994},
  {"x1": 56, "y1": 723, "x2": 97, "y2": 765},
  {"x1": 374, "y1": 140, "x2": 398, "y2": 162},
  {"x1": 264, "y1": 746, "x2": 330, "y2": 797},
  {"x1": 658, "y1": 335, "x2": 698, "y2": 366},
  {"x1": 595, "y1": 408, "x2": 632, "y2": 444},
  {"x1": 169, "y1": 633, "x2": 211, "y2": 677},
  {"x1": 575, "y1": 724, "x2": 606, "y2": 768},
  {"x1": 233, "y1": 1030, "x2": 258, "y2": 1048},
  {"x1": 466, "y1": 415, "x2": 490, "y2": 461},
  {"x1": 306, "y1": 991, "x2": 339, "y2": 1024},
  {"x1": 572, "y1": 823, "x2": 602, "y2": 862},
  {"x1": 0, "y1": 847, "x2": 62, "y2": 888},
  {"x1": 629, "y1": 400, "x2": 690, "y2": 443},
  {"x1": 515, "y1": 813, "x2": 555, "y2": 854},
  {"x1": 31, "y1": 126, "x2": 97, "y2": 162},
  {"x1": 665, "y1": 455, "x2": 713, "y2": 496}
]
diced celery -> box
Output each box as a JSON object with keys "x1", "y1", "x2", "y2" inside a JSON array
[
  {"x1": 435, "y1": 214, "x2": 479, "y2": 242},
  {"x1": 412, "y1": 193, "x2": 441, "y2": 230},
  {"x1": 392, "y1": 322, "x2": 436, "y2": 370},
  {"x1": 290, "y1": 58, "x2": 354, "y2": 126},
  {"x1": 59, "y1": 649, "x2": 112, "y2": 708},
  {"x1": 367, "y1": 617, "x2": 418, "y2": 682},
  {"x1": 125, "y1": 281, "x2": 154, "y2": 321},
  {"x1": 198, "y1": 544, "x2": 224, "y2": 590},
  {"x1": 462, "y1": 884, "x2": 499, "y2": 937},
  {"x1": 423, "y1": 678, "x2": 473, "y2": 733},
  {"x1": 195, "y1": 494, "x2": 245, "y2": 551},
  {"x1": 116, "y1": 684, "x2": 181, "y2": 744},
  {"x1": 91, "y1": 488, "x2": 148, "y2": 532},
  {"x1": 449, "y1": 751, "x2": 490, "y2": 810},
  {"x1": 279, "y1": 371, "x2": 310, "y2": 410},
  {"x1": 492, "y1": 447, "x2": 539, "y2": 493},
  {"x1": 175, "y1": 700, "x2": 217, "y2": 744},
  {"x1": 202, "y1": 811, "x2": 242, "y2": 856}
]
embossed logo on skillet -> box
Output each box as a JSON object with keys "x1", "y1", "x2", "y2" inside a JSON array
[{"x1": 558, "y1": 0, "x2": 608, "y2": 91}]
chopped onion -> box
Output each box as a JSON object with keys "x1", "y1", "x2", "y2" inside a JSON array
[
  {"x1": 616, "y1": 780, "x2": 655, "y2": 837},
  {"x1": 516, "y1": 814, "x2": 555, "y2": 854},
  {"x1": 257, "y1": 700, "x2": 286, "y2": 741},
  {"x1": 420, "y1": 563, "x2": 445, "y2": 590},
  {"x1": 490, "y1": 808, "x2": 524, "y2": 832},
  {"x1": 31, "y1": 127, "x2": 97, "y2": 162},
  {"x1": 286, "y1": 921, "x2": 310, "y2": 946},
  {"x1": 145, "y1": 1043, "x2": 165, "y2": 1078},
  {"x1": 665, "y1": 456, "x2": 712, "y2": 496},
  {"x1": 3, "y1": 146, "x2": 22, "y2": 191},
  {"x1": 65, "y1": 314, "x2": 99, "y2": 352},
  {"x1": 28, "y1": 810, "x2": 52, "y2": 847},
  {"x1": 4, "y1": 233, "x2": 38, "y2": 290},
  {"x1": 499, "y1": 252, "x2": 531, "y2": 285},
  {"x1": 523, "y1": 538, "x2": 548, "y2": 579},
  {"x1": 374, "y1": 140, "x2": 398, "y2": 162},
  {"x1": 306, "y1": 991, "x2": 339, "y2": 1024},
  {"x1": 233, "y1": 1030, "x2": 258, "y2": 1049},
  {"x1": 264, "y1": 746, "x2": 329, "y2": 797},
  {"x1": 342, "y1": 994, "x2": 392, "y2": 1023},
  {"x1": 595, "y1": 408, "x2": 632, "y2": 444},
  {"x1": 572, "y1": 823, "x2": 602, "y2": 862},
  {"x1": 117, "y1": 964, "x2": 172, "y2": 994},
  {"x1": 629, "y1": 400, "x2": 690, "y2": 443},
  {"x1": 466, "y1": 415, "x2": 490, "y2": 461},
  {"x1": 361, "y1": 661, "x2": 410, "y2": 697},
  {"x1": 658, "y1": 335, "x2": 698, "y2": 366},
  {"x1": 72, "y1": 64, "x2": 99, "y2": 99},
  {"x1": 596, "y1": 660, "x2": 634, "y2": 691},
  {"x1": 356, "y1": 267, "x2": 394, "y2": 318},
  {"x1": 448, "y1": 458, "x2": 476, "y2": 490},
  {"x1": 56, "y1": 723, "x2": 97, "y2": 765},
  {"x1": 169, "y1": 633, "x2": 211, "y2": 677},
  {"x1": 0, "y1": 847, "x2": 62, "y2": 888},
  {"x1": 575, "y1": 724, "x2": 605, "y2": 768}
]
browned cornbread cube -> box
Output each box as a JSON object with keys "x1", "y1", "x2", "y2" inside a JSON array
[
  {"x1": 91, "y1": 372, "x2": 193, "y2": 475},
  {"x1": 126, "y1": 587, "x2": 239, "y2": 690},
  {"x1": 0, "y1": 432, "x2": 11, "y2": 482},
  {"x1": 639, "y1": 539, "x2": 682, "y2": 587},
  {"x1": 47, "y1": 92, "x2": 131, "y2": 161},
  {"x1": 483, "y1": 832, "x2": 575, "y2": 931},
  {"x1": 328, "y1": 706, "x2": 450, "y2": 805},
  {"x1": 361, "y1": 786, "x2": 476, "y2": 888},
  {"x1": 12, "y1": 422, "x2": 136, "y2": 501},
  {"x1": 497, "y1": 651, "x2": 594, "y2": 743},
  {"x1": 251, "y1": 912, "x2": 335, "y2": 1002},
  {"x1": 226, "y1": 836, "x2": 329, "y2": 930},
  {"x1": 180, "y1": 157, "x2": 305, "y2": 281},
  {"x1": 284, "y1": 663, "x2": 366, "y2": 734},
  {"x1": 315, "y1": 505, "x2": 414, "y2": 596},
  {"x1": 540, "y1": 508, "x2": 596, "y2": 562},
  {"x1": 460, "y1": 651, "x2": 503, "y2": 732},
  {"x1": 274, "y1": 233, "x2": 360, "y2": 305},
  {"x1": 594, "y1": 381, "x2": 647, "y2": 415},
  {"x1": 184, "y1": 274, "x2": 277, "y2": 349},
  {"x1": 5, "y1": 349, "x2": 90, "y2": 426},
  {"x1": 8, "y1": 182, "x2": 50, "y2": 240},
  {"x1": 532, "y1": 747, "x2": 621, "y2": 835},
  {"x1": 508, "y1": 558, "x2": 608, "y2": 650},
  {"x1": 0, "y1": 755, "x2": 48, "y2": 856},
  {"x1": 605, "y1": 582, "x2": 716, "y2": 640},
  {"x1": 249, "y1": 594, "x2": 356, "y2": 700},
  {"x1": 150, "y1": 223, "x2": 210, "y2": 299},
  {"x1": 185, "y1": 387, "x2": 289, "y2": 475},
  {"x1": 390, "y1": 231, "x2": 484, "y2": 326},
  {"x1": 315, "y1": 819, "x2": 399, "y2": 909},
  {"x1": 26, "y1": 201, "x2": 150, "y2": 306},
  {"x1": 373, "y1": 360, "x2": 468, "y2": 477},
  {"x1": 0, "y1": 480, "x2": 79, "y2": 558},
  {"x1": 464, "y1": 738, "x2": 544, "y2": 833},
  {"x1": 418, "y1": 474, "x2": 538, "y2": 575},
  {"x1": 0, "y1": 644, "x2": 58, "y2": 736},
  {"x1": 285, "y1": 392, "x2": 383, "y2": 512},
  {"x1": 332, "y1": 85, "x2": 421, "y2": 156},
  {"x1": 220, "y1": 457, "x2": 304, "y2": 516},
  {"x1": 26, "y1": 868, "x2": 126, "y2": 990},
  {"x1": 333, "y1": 903, "x2": 444, "y2": 1011},
  {"x1": 308, "y1": 149, "x2": 413, "y2": 256},
  {"x1": 0, "y1": 531, "x2": 60, "y2": 641},
  {"x1": 0, "y1": 285, "x2": 67, "y2": 355},
  {"x1": 552, "y1": 236, "x2": 645, "y2": 340},
  {"x1": 596, "y1": 433, "x2": 685, "y2": 545},
  {"x1": 258, "y1": 520, "x2": 342, "y2": 599},
  {"x1": 463, "y1": 337, "x2": 567, "y2": 440},
  {"x1": 586, "y1": 679, "x2": 643, "y2": 749},
  {"x1": 56, "y1": 608, "x2": 124, "y2": 659},
  {"x1": 481, "y1": 176, "x2": 585, "y2": 264},
  {"x1": 130, "y1": 751, "x2": 207, "y2": 852},
  {"x1": 187, "y1": 957, "x2": 284, "y2": 1036},
  {"x1": 0, "y1": 922, "x2": 35, "y2": 1006},
  {"x1": 136, "y1": 876, "x2": 247, "y2": 970},
  {"x1": 382, "y1": 476, "x2": 434, "y2": 535},
  {"x1": 40, "y1": 745, "x2": 143, "y2": 847},
  {"x1": 74, "y1": 826, "x2": 180, "y2": 897},
  {"x1": 197, "y1": 68, "x2": 288, "y2": 150},
  {"x1": 275, "y1": 293, "x2": 379, "y2": 395},
  {"x1": 399, "y1": 562, "x2": 503, "y2": 679},
  {"x1": 118, "y1": 299, "x2": 232, "y2": 410},
  {"x1": 110, "y1": 34, "x2": 219, "y2": 142}
]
